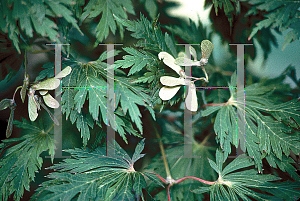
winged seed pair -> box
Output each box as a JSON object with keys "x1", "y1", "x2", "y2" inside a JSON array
[
  {"x1": 158, "y1": 40, "x2": 214, "y2": 111},
  {"x1": 27, "y1": 66, "x2": 72, "y2": 124}
]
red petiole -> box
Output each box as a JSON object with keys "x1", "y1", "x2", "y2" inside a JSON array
[
  {"x1": 149, "y1": 172, "x2": 216, "y2": 201},
  {"x1": 202, "y1": 102, "x2": 228, "y2": 108}
]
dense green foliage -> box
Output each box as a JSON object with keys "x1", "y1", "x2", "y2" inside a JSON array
[{"x1": 0, "y1": 0, "x2": 299, "y2": 200}]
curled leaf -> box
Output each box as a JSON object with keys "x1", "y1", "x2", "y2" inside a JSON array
[
  {"x1": 3, "y1": 99, "x2": 16, "y2": 138},
  {"x1": 0, "y1": 99, "x2": 12, "y2": 111}
]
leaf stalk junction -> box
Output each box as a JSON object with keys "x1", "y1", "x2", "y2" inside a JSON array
[{"x1": 150, "y1": 116, "x2": 216, "y2": 201}]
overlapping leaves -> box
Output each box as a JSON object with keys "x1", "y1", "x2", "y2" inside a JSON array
[
  {"x1": 145, "y1": 109, "x2": 217, "y2": 201},
  {"x1": 0, "y1": 0, "x2": 162, "y2": 53},
  {"x1": 192, "y1": 149, "x2": 300, "y2": 200},
  {"x1": 210, "y1": 0, "x2": 240, "y2": 26},
  {"x1": 138, "y1": 0, "x2": 158, "y2": 20},
  {"x1": 244, "y1": 0, "x2": 300, "y2": 49},
  {"x1": 114, "y1": 47, "x2": 159, "y2": 76},
  {"x1": 31, "y1": 139, "x2": 163, "y2": 201},
  {"x1": 114, "y1": 13, "x2": 178, "y2": 79},
  {"x1": 201, "y1": 72, "x2": 300, "y2": 173},
  {"x1": 80, "y1": 0, "x2": 135, "y2": 44},
  {"x1": 0, "y1": 0, "x2": 82, "y2": 53},
  {"x1": 165, "y1": 19, "x2": 209, "y2": 45},
  {"x1": 57, "y1": 51, "x2": 152, "y2": 145},
  {"x1": 114, "y1": 14, "x2": 177, "y2": 55},
  {"x1": 114, "y1": 14, "x2": 178, "y2": 110},
  {"x1": 34, "y1": 61, "x2": 98, "y2": 147},
  {"x1": 0, "y1": 117, "x2": 55, "y2": 201},
  {"x1": 32, "y1": 50, "x2": 152, "y2": 147}
]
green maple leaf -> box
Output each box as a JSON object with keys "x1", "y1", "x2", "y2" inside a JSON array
[
  {"x1": 31, "y1": 139, "x2": 162, "y2": 201},
  {"x1": 192, "y1": 149, "x2": 300, "y2": 200},
  {"x1": 211, "y1": 0, "x2": 239, "y2": 26},
  {"x1": 80, "y1": 0, "x2": 135, "y2": 45},
  {"x1": 0, "y1": 0, "x2": 82, "y2": 53},
  {"x1": 265, "y1": 153, "x2": 300, "y2": 181},
  {"x1": 138, "y1": 0, "x2": 158, "y2": 19},
  {"x1": 0, "y1": 116, "x2": 55, "y2": 201},
  {"x1": 201, "y1": 72, "x2": 300, "y2": 173},
  {"x1": 165, "y1": 20, "x2": 213, "y2": 68},
  {"x1": 245, "y1": 0, "x2": 300, "y2": 49},
  {"x1": 114, "y1": 47, "x2": 159, "y2": 76},
  {"x1": 114, "y1": 79, "x2": 146, "y2": 133},
  {"x1": 114, "y1": 14, "x2": 177, "y2": 55},
  {"x1": 34, "y1": 51, "x2": 150, "y2": 146},
  {"x1": 114, "y1": 14, "x2": 179, "y2": 112}
]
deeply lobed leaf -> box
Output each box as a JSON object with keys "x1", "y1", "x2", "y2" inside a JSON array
[
  {"x1": 81, "y1": 0, "x2": 135, "y2": 44},
  {"x1": 0, "y1": 117, "x2": 55, "y2": 201},
  {"x1": 0, "y1": 0, "x2": 82, "y2": 53},
  {"x1": 202, "y1": 73, "x2": 300, "y2": 173},
  {"x1": 32, "y1": 139, "x2": 161, "y2": 201},
  {"x1": 245, "y1": 0, "x2": 300, "y2": 49},
  {"x1": 193, "y1": 149, "x2": 300, "y2": 201}
]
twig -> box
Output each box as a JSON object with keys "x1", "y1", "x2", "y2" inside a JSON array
[
  {"x1": 12, "y1": 86, "x2": 23, "y2": 100},
  {"x1": 24, "y1": 50, "x2": 27, "y2": 72},
  {"x1": 151, "y1": 117, "x2": 172, "y2": 180},
  {"x1": 148, "y1": 172, "x2": 167, "y2": 184},
  {"x1": 202, "y1": 102, "x2": 227, "y2": 108},
  {"x1": 150, "y1": 171, "x2": 216, "y2": 201},
  {"x1": 200, "y1": 133, "x2": 211, "y2": 146},
  {"x1": 175, "y1": 176, "x2": 216, "y2": 185},
  {"x1": 167, "y1": 185, "x2": 171, "y2": 201}
]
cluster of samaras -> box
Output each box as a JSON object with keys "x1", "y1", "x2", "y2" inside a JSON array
[{"x1": 158, "y1": 40, "x2": 214, "y2": 111}]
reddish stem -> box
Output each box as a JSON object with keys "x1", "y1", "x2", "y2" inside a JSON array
[
  {"x1": 167, "y1": 185, "x2": 171, "y2": 201},
  {"x1": 175, "y1": 176, "x2": 216, "y2": 185},
  {"x1": 202, "y1": 102, "x2": 227, "y2": 108},
  {"x1": 147, "y1": 172, "x2": 216, "y2": 201},
  {"x1": 149, "y1": 172, "x2": 167, "y2": 184},
  {"x1": 12, "y1": 86, "x2": 22, "y2": 101}
]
